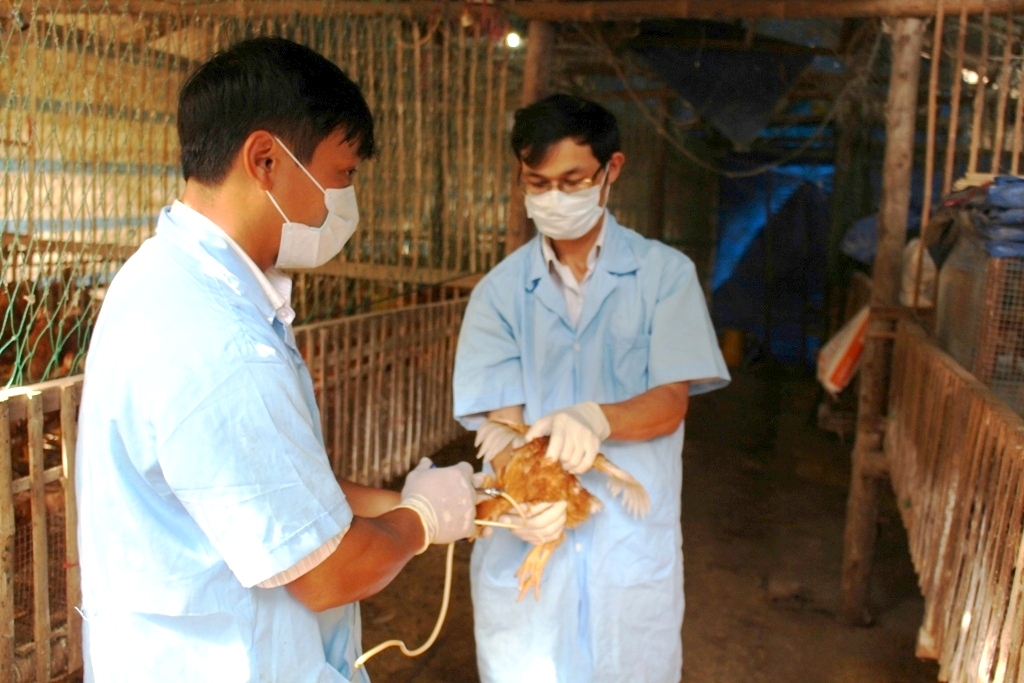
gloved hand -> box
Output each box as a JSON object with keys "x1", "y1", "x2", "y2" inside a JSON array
[
  {"x1": 474, "y1": 420, "x2": 526, "y2": 462},
  {"x1": 499, "y1": 501, "x2": 568, "y2": 545},
  {"x1": 395, "y1": 458, "x2": 476, "y2": 554},
  {"x1": 524, "y1": 402, "x2": 610, "y2": 475}
]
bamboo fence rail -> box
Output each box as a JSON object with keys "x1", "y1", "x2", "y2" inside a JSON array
[
  {"x1": 0, "y1": 295, "x2": 468, "y2": 683},
  {"x1": 886, "y1": 319, "x2": 1024, "y2": 683},
  {"x1": 293, "y1": 296, "x2": 468, "y2": 487}
]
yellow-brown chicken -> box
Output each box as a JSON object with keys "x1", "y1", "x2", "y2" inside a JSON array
[{"x1": 474, "y1": 420, "x2": 650, "y2": 601}]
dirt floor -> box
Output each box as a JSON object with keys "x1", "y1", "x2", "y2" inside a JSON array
[{"x1": 359, "y1": 362, "x2": 942, "y2": 682}]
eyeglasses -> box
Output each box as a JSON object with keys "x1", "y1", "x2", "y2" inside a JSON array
[{"x1": 517, "y1": 165, "x2": 606, "y2": 196}]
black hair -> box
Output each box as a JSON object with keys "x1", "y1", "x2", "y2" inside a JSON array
[
  {"x1": 510, "y1": 93, "x2": 620, "y2": 167},
  {"x1": 177, "y1": 36, "x2": 375, "y2": 184}
]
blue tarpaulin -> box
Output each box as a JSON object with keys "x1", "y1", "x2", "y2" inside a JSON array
[{"x1": 712, "y1": 166, "x2": 833, "y2": 365}]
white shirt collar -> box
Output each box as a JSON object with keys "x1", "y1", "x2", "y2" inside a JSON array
[
  {"x1": 171, "y1": 200, "x2": 295, "y2": 326},
  {"x1": 540, "y1": 216, "x2": 606, "y2": 282}
]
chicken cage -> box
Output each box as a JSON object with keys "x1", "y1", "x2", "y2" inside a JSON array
[
  {"x1": 0, "y1": 379, "x2": 82, "y2": 683},
  {"x1": 935, "y1": 230, "x2": 1024, "y2": 415}
]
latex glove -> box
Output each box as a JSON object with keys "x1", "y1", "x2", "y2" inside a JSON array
[
  {"x1": 524, "y1": 402, "x2": 610, "y2": 475},
  {"x1": 499, "y1": 501, "x2": 568, "y2": 545},
  {"x1": 474, "y1": 421, "x2": 526, "y2": 462},
  {"x1": 395, "y1": 458, "x2": 476, "y2": 554}
]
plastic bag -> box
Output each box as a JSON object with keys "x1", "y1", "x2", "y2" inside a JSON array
[{"x1": 817, "y1": 305, "x2": 869, "y2": 397}]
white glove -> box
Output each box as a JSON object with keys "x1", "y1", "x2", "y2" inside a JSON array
[
  {"x1": 499, "y1": 501, "x2": 568, "y2": 545},
  {"x1": 395, "y1": 458, "x2": 476, "y2": 554},
  {"x1": 474, "y1": 421, "x2": 526, "y2": 462},
  {"x1": 524, "y1": 402, "x2": 610, "y2": 475}
]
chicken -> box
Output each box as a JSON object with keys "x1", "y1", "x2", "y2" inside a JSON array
[{"x1": 474, "y1": 420, "x2": 650, "y2": 601}]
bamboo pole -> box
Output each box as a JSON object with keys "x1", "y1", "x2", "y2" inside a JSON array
[
  {"x1": 990, "y1": 10, "x2": 1015, "y2": 172},
  {"x1": 455, "y1": 23, "x2": 467, "y2": 272},
  {"x1": 441, "y1": 21, "x2": 452, "y2": 271},
  {"x1": 494, "y1": 49, "x2": 510, "y2": 267},
  {"x1": 27, "y1": 392, "x2": 51, "y2": 682},
  {"x1": 912, "y1": 0, "x2": 944, "y2": 308},
  {"x1": 967, "y1": 2, "x2": 991, "y2": 174},
  {"x1": 1012, "y1": 56, "x2": 1024, "y2": 174},
  {"x1": 466, "y1": 23, "x2": 481, "y2": 274},
  {"x1": 354, "y1": 319, "x2": 367, "y2": 484},
  {"x1": 507, "y1": 20, "x2": 555, "y2": 253},
  {"x1": 0, "y1": 399, "x2": 13, "y2": 682},
  {"x1": 412, "y1": 20, "x2": 424, "y2": 270},
  {"x1": 839, "y1": 17, "x2": 926, "y2": 626},
  {"x1": 331, "y1": 325, "x2": 343, "y2": 475},
  {"x1": 943, "y1": 1, "x2": 969, "y2": 196},
  {"x1": 481, "y1": 33, "x2": 496, "y2": 271},
  {"x1": 60, "y1": 384, "x2": 82, "y2": 675}
]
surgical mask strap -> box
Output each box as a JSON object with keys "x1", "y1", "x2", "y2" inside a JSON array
[
  {"x1": 596, "y1": 163, "x2": 610, "y2": 197},
  {"x1": 265, "y1": 190, "x2": 291, "y2": 223},
  {"x1": 272, "y1": 135, "x2": 327, "y2": 194}
]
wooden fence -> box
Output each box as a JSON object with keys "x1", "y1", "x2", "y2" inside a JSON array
[
  {"x1": 0, "y1": 296, "x2": 469, "y2": 682},
  {"x1": 294, "y1": 297, "x2": 469, "y2": 487},
  {"x1": 886, "y1": 319, "x2": 1024, "y2": 683}
]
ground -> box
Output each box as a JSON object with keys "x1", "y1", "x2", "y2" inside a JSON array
[{"x1": 359, "y1": 362, "x2": 942, "y2": 683}]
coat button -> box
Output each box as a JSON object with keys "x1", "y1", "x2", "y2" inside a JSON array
[{"x1": 573, "y1": 343, "x2": 581, "y2": 352}]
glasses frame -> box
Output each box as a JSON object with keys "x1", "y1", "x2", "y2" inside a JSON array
[{"x1": 517, "y1": 164, "x2": 607, "y2": 196}]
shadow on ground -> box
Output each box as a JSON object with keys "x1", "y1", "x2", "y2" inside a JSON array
[{"x1": 360, "y1": 362, "x2": 940, "y2": 683}]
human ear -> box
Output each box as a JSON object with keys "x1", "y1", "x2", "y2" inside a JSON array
[
  {"x1": 606, "y1": 151, "x2": 626, "y2": 185},
  {"x1": 242, "y1": 131, "x2": 278, "y2": 191}
]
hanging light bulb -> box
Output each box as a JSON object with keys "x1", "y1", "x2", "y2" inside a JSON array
[
  {"x1": 962, "y1": 68, "x2": 980, "y2": 85},
  {"x1": 506, "y1": 32, "x2": 521, "y2": 48}
]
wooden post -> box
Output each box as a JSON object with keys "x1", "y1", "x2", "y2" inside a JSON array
[
  {"x1": 506, "y1": 20, "x2": 555, "y2": 253},
  {"x1": 839, "y1": 17, "x2": 926, "y2": 626}
]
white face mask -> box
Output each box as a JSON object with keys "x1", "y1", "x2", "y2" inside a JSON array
[
  {"x1": 266, "y1": 136, "x2": 359, "y2": 269},
  {"x1": 524, "y1": 169, "x2": 609, "y2": 241}
]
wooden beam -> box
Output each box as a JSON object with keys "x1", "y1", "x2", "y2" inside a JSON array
[
  {"x1": 625, "y1": 35, "x2": 839, "y2": 55},
  {"x1": 839, "y1": 16, "x2": 926, "y2": 627},
  {"x1": 18, "y1": 1, "x2": 467, "y2": 17},
  {"x1": 20, "y1": 0, "x2": 1024, "y2": 19},
  {"x1": 311, "y1": 261, "x2": 471, "y2": 286},
  {"x1": 507, "y1": 0, "x2": 1024, "y2": 21}
]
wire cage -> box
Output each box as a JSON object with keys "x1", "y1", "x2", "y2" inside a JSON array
[
  {"x1": 935, "y1": 231, "x2": 1024, "y2": 415},
  {"x1": 0, "y1": 0, "x2": 524, "y2": 389}
]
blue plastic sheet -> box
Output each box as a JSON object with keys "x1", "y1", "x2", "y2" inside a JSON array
[
  {"x1": 986, "y1": 175, "x2": 1024, "y2": 209},
  {"x1": 967, "y1": 175, "x2": 1024, "y2": 257}
]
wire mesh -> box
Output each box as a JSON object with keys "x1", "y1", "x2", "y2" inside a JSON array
[
  {"x1": 935, "y1": 235, "x2": 1024, "y2": 415},
  {"x1": 1, "y1": 1, "x2": 523, "y2": 388}
]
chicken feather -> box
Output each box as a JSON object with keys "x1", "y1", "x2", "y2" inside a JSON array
[{"x1": 475, "y1": 420, "x2": 650, "y2": 600}]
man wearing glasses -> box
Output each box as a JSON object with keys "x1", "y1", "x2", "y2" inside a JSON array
[{"x1": 453, "y1": 94, "x2": 730, "y2": 682}]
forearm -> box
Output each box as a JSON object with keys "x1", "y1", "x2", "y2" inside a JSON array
[
  {"x1": 339, "y1": 479, "x2": 401, "y2": 518},
  {"x1": 284, "y1": 507, "x2": 424, "y2": 612},
  {"x1": 600, "y1": 381, "x2": 689, "y2": 441}
]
